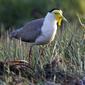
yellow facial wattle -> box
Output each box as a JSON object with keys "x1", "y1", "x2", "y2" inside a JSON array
[
  {"x1": 52, "y1": 9, "x2": 67, "y2": 26},
  {"x1": 56, "y1": 16, "x2": 62, "y2": 26}
]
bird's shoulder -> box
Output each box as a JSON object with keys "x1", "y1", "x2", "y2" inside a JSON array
[{"x1": 23, "y1": 18, "x2": 44, "y2": 31}]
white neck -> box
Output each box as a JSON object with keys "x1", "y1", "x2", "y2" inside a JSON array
[
  {"x1": 41, "y1": 12, "x2": 57, "y2": 43},
  {"x1": 43, "y1": 12, "x2": 57, "y2": 25}
]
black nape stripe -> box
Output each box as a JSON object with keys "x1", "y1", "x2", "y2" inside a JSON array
[{"x1": 49, "y1": 8, "x2": 59, "y2": 12}]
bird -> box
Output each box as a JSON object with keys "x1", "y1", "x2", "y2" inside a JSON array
[{"x1": 10, "y1": 9, "x2": 67, "y2": 62}]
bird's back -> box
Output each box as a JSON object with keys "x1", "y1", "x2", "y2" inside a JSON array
[{"x1": 11, "y1": 18, "x2": 44, "y2": 42}]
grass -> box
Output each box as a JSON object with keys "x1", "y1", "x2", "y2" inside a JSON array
[{"x1": 0, "y1": 21, "x2": 85, "y2": 84}]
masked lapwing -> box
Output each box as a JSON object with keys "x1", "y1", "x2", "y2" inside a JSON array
[
  {"x1": 10, "y1": 9, "x2": 67, "y2": 62},
  {"x1": 11, "y1": 9, "x2": 67, "y2": 44}
]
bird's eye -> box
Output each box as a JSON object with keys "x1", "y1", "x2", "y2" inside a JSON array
[
  {"x1": 54, "y1": 12, "x2": 59, "y2": 15},
  {"x1": 54, "y1": 12, "x2": 57, "y2": 14}
]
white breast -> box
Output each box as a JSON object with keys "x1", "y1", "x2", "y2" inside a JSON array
[
  {"x1": 42, "y1": 13, "x2": 57, "y2": 41},
  {"x1": 35, "y1": 12, "x2": 57, "y2": 45}
]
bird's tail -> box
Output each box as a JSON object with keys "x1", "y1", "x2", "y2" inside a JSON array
[{"x1": 10, "y1": 30, "x2": 17, "y2": 39}]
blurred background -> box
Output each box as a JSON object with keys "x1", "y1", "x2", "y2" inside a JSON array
[
  {"x1": 0, "y1": 0, "x2": 85, "y2": 84},
  {"x1": 0, "y1": 0, "x2": 85, "y2": 31}
]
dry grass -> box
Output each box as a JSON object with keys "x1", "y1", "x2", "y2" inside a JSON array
[{"x1": 0, "y1": 22, "x2": 85, "y2": 84}]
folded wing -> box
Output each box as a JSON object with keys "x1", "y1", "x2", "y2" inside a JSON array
[{"x1": 11, "y1": 18, "x2": 44, "y2": 42}]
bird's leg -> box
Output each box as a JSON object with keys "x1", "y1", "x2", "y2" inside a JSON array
[
  {"x1": 39, "y1": 46, "x2": 45, "y2": 57},
  {"x1": 28, "y1": 45, "x2": 33, "y2": 65},
  {"x1": 39, "y1": 45, "x2": 48, "y2": 64}
]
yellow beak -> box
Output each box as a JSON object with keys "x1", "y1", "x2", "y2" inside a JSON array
[{"x1": 62, "y1": 16, "x2": 68, "y2": 22}]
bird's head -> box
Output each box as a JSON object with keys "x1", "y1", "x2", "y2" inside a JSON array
[{"x1": 50, "y1": 9, "x2": 67, "y2": 26}]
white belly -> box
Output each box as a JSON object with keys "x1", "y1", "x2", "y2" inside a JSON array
[
  {"x1": 35, "y1": 24, "x2": 57, "y2": 45},
  {"x1": 35, "y1": 12, "x2": 57, "y2": 45},
  {"x1": 42, "y1": 26, "x2": 56, "y2": 42}
]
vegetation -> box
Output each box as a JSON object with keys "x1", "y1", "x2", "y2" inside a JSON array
[
  {"x1": 0, "y1": 0, "x2": 85, "y2": 29},
  {"x1": 0, "y1": 22, "x2": 85, "y2": 84},
  {"x1": 0, "y1": 0, "x2": 85, "y2": 84}
]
